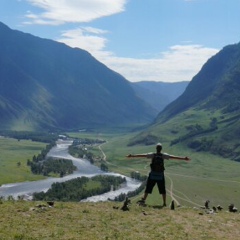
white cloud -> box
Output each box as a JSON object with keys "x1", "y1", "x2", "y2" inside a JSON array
[
  {"x1": 58, "y1": 27, "x2": 108, "y2": 53},
  {"x1": 101, "y1": 45, "x2": 219, "y2": 82},
  {"x1": 26, "y1": 0, "x2": 127, "y2": 24},
  {"x1": 24, "y1": 0, "x2": 219, "y2": 82},
  {"x1": 57, "y1": 28, "x2": 219, "y2": 82}
]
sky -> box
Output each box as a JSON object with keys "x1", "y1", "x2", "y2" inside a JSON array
[{"x1": 0, "y1": 0, "x2": 240, "y2": 83}]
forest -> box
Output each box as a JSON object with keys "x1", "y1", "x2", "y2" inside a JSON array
[
  {"x1": 33, "y1": 175, "x2": 127, "y2": 201},
  {"x1": 28, "y1": 158, "x2": 77, "y2": 177}
]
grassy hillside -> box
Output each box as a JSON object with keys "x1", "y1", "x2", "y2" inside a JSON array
[
  {"x1": 0, "y1": 200, "x2": 239, "y2": 240},
  {"x1": 134, "y1": 106, "x2": 240, "y2": 160}
]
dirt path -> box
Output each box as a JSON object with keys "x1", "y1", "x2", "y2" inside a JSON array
[
  {"x1": 165, "y1": 173, "x2": 203, "y2": 207},
  {"x1": 98, "y1": 143, "x2": 136, "y2": 174},
  {"x1": 165, "y1": 171, "x2": 240, "y2": 207},
  {"x1": 98, "y1": 143, "x2": 106, "y2": 161},
  {"x1": 165, "y1": 174, "x2": 181, "y2": 207}
]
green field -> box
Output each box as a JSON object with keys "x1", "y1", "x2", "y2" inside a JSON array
[
  {"x1": 1, "y1": 130, "x2": 240, "y2": 210},
  {"x1": 0, "y1": 137, "x2": 46, "y2": 185}
]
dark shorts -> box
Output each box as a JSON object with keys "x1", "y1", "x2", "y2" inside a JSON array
[{"x1": 145, "y1": 172, "x2": 166, "y2": 194}]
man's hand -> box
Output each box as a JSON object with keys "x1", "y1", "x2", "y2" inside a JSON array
[
  {"x1": 126, "y1": 154, "x2": 132, "y2": 158},
  {"x1": 185, "y1": 157, "x2": 190, "y2": 161}
]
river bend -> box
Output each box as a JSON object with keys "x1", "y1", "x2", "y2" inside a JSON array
[{"x1": 0, "y1": 140, "x2": 141, "y2": 201}]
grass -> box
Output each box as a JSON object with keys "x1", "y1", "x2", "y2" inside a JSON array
[
  {"x1": 0, "y1": 200, "x2": 239, "y2": 240},
  {"x1": 0, "y1": 137, "x2": 46, "y2": 185}
]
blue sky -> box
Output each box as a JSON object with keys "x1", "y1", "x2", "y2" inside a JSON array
[{"x1": 0, "y1": 0, "x2": 240, "y2": 82}]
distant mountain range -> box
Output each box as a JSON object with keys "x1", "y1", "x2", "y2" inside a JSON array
[
  {"x1": 131, "y1": 81, "x2": 189, "y2": 112},
  {"x1": 0, "y1": 22, "x2": 158, "y2": 131}
]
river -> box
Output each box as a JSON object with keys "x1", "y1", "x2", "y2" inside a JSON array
[{"x1": 0, "y1": 139, "x2": 141, "y2": 201}]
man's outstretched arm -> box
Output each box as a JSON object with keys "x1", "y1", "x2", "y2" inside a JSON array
[
  {"x1": 169, "y1": 155, "x2": 190, "y2": 161},
  {"x1": 126, "y1": 154, "x2": 148, "y2": 158}
]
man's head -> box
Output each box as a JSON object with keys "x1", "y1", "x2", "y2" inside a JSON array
[{"x1": 156, "y1": 143, "x2": 162, "y2": 152}]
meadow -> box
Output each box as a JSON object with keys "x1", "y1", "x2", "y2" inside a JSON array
[
  {"x1": 1, "y1": 130, "x2": 240, "y2": 210},
  {"x1": 68, "y1": 131, "x2": 240, "y2": 210},
  {"x1": 0, "y1": 137, "x2": 46, "y2": 185},
  {"x1": 1, "y1": 131, "x2": 240, "y2": 239}
]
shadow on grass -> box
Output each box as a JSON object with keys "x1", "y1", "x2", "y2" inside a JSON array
[
  {"x1": 137, "y1": 203, "x2": 167, "y2": 209},
  {"x1": 151, "y1": 205, "x2": 167, "y2": 209}
]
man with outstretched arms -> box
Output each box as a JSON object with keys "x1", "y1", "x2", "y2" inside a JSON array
[{"x1": 127, "y1": 143, "x2": 190, "y2": 207}]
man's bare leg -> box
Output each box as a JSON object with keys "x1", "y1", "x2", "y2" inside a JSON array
[{"x1": 162, "y1": 194, "x2": 166, "y2": 206}]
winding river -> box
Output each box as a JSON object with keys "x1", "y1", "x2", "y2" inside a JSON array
[{"x1": 0, "y1": 139, "x2": 141, "y2": 201}]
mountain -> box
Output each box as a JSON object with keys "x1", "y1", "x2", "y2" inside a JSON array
[
  {"x1": 0, "y1": 22, "x2": 156, "y2": 131},
  {"x1": 129, "y1": 42, "x2": 240, "y2": 160},
  {"x1": 131, "y1": 81, "x2": 189, "y2": 112},
  {"x1": 156, "y1": 42, "x2": 240, "y2": 122}
]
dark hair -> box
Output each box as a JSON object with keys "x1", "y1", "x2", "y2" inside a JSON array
[{"x1": 156, "y1": 145, "x2": 162, "y2": 151}]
